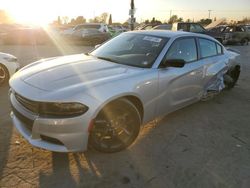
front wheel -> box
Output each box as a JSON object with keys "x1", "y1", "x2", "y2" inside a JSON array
[
  {"x1": 89, "y1": 98, "x2": 141, "y2": 153},
  {"x1": 0, "y1": 64, "x2": 9, "y2": 86}
]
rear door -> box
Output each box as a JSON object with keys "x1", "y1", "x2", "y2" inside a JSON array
[{"x1": 197, "y1": 38, "x2": 228, "y2": 91}]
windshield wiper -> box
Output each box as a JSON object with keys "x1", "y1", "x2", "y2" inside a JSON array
[{"x1": 95, "y1": 56, "x2": 119, "y2": 64}]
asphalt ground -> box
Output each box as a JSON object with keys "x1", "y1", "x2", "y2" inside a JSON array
[{"x1": 0, "y1": 43, "x2": 250, "y2": 188}]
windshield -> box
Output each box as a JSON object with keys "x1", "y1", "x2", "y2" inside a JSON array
[{"x1": 90, "y1": 33, "x2": 169, "y2": 68}]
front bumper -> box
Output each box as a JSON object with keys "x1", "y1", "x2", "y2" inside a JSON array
[{"x1": 10, "y1": 92, "x2": 90, "y2": 152}]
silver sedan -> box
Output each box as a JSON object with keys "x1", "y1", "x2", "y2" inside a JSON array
[{"x1": 9, "y1": 31, "x2": 241, "y2": 153}]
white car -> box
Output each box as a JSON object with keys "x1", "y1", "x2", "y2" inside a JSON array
[{"x1": 0, "y1": 52, "x2": 20, "y2": 86}]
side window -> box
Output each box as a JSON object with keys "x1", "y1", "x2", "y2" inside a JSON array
[
  {"x1": 190, "y1": 24, "x2": 196, "y2": 32},
  {"x1": 199, "y1": 38, "x2": 217, "y2": 58},
  {"x1": 178, "y1": 24, "x2": 189, "y2": 31},
  {"x1": 216, "y1": 43, "x2": 223, "y2": 55},
  {"x1": 165, "y1": 38, "x2": 197, "y2": 62},
  {"x1": 190, "y1": 24, "x2": 205, "y2": 32}
]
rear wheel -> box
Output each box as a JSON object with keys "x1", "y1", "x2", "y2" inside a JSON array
[
  {"x1": 241, "y1": 38, "x2": 249, "y2": 46},
  {"x1": 89, "y1": 98, "x2": 141, "y2": 153},
  {"x1": 0, "y1": 64, "x2": 9, "y2": 86},
  {"x1": 224, "y1": 66, "x2": 240, "y2": 89}
]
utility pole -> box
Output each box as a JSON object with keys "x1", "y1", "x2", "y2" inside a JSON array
[
  {"x1": 130, "y1": 0, "x2": 135, "y2": 30},
  {"x1": 208, "y1": 10, "x2": 212, "y2": 19},
  {"x1": 170, "y1": 10, "x2": 172, "y2": 20}
]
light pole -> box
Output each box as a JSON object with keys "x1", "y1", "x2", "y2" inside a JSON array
[
  {"x1": 208, "y1": 10, "x2": 212, "y2": 19},
  {"x1": 130, "y1": 0, "x2": 135, "y2": 30}
]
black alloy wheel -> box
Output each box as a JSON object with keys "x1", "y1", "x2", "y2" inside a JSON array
[{"x1": 89, "y1": 98, "x2": 141, "y2": 153}]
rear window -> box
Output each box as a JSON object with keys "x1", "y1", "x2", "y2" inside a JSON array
[{"x1": 199, "y1": 38, "x2": 217, "y2": 58}]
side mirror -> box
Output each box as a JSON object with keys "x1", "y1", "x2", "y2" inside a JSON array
[
  {"x1": 161, "y1": 59, "x2": 186, "y2": 68},
  {"x1": 95, "y1": 44, "x2": 101, "y2": 49}
]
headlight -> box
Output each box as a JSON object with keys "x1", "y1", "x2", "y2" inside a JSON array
[
  {"x1": 3, "y1": 56, "x2": 18, "y2": 62},
  {"x1": 39, "y1": 102, "x2": 89, "y2": 117}
]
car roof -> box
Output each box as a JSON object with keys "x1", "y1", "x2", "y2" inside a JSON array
[{"x1": 127, "y1": 30, "x2": 215, "y2": 40}]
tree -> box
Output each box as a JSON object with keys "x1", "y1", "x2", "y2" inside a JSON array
[
  {"x1": 57, "y1": 16, "x2": 62, "y2": 25},
  {"x1": 150, "y1": 17, "x2": 162, "y2": 25},
  {"x1": 61, "y1": 16, "x2": 69, "y2": 24},
  {"x1": 108, "y1": 14, "x2": 112, "y2": 25},
  {"x1": 177, "y1": 17, "x2": 183, "y2": 22},
  {"x1": 168, "y1": 15, "x2": 178, "y2": 24},
  {"x1": 68, "y1": 16, "x2": 86, "y2": 25},
  {"x1": 90, "y1": 12, "x2": 109, "y2": 23},
  {"x1": 75, "y1": 16, "x2": 86, "y2": 24},
  {"x1": 238, "y1": 17, "x2": 250, "y2": 24},
  {"x1": 99, "y1": 12, "x2": 108, "y2": 23},
  {"x1": 198, "y1": 18, "x2": 212, "y2": 26}
]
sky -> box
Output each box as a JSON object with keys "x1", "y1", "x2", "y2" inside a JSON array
[{"x1": 0, "y1": 0, "x2": 250, "y2": 25}]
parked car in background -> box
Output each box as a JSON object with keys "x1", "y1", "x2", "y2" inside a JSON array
[
  {"x1": 245, "y1": 25, "x2": 250, "y2": 31},
  {"x1": 63, "y1": 28, "x2": 111, "y2": 45},
  {"x1": 10, "y1": 31, "x2": 240, "y2": 153},
  {"x1": 222, "y1": 25, "x2": 250, "y2": 45},
  {"x1": 61, "y1": 23, "x2": 109, "y2": 36},
  {"x1": 0, "y1": 52, "x2": 19, "y2": 86},
  {"x1": 171, "y1": 22, "x2": 225, "y2": 43},
  {"x1": 2, "y1": 28, "x2": 50, "y2": 45},
  {"x1": 207, "y1": 25, "x2": 228, "y2": 33},
  {"x1": 152, "y1": 24, "x2": 172, "y2": 30},
  {"x1": 135, "y1": 23, "x2": 160, "y2": 30},
  {"x1": 111, "y1": 25, "x2": 128, "y2": 32}
]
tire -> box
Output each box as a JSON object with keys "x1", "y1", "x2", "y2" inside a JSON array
[
  {"x1": 89, "y1": 98, "x2": 141, "y2": 153},
  {"x1": 0, "y1": 64, "x2": 9, "y2": 86},
  {"x1": 225, "y1": 66, "x2": 240, "y2": 89},
  {"x1": 241, "y1": 38, "x2": 249, "y2": 46}
]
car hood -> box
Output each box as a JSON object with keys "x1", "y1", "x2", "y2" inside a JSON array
[{"x1": 16, "y1": 54, "x2": 141, "y2": 92}]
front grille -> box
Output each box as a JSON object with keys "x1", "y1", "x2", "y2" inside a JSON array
[
  {"x1": 15, "y1": 93, "x2": 39, "y2": 113},
  {"x1": 11, "y1": 104, "x2": 34, "y2": 131}
]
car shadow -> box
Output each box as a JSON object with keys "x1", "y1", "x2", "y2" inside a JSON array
[
  {"x1": 2, "y1": 88, "x2": 242, "y2": 187},
  {"x1": 39, "y1": 153, "x2": 78, "y2": 188},
  {"x1": 0, "y1": 85, "x2": 13, "y2": 180}
]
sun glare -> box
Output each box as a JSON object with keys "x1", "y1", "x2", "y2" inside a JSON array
[
  {"x1": 3, "y1": 0, "x2": 130, "y2": 26},
  {"x1": 8, "y1": 10, "x2": 49, "y2": 26}
]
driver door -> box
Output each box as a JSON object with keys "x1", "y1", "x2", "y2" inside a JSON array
[{"x1": 156, "y1": 37, "x2": 205, "y2": 116}]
